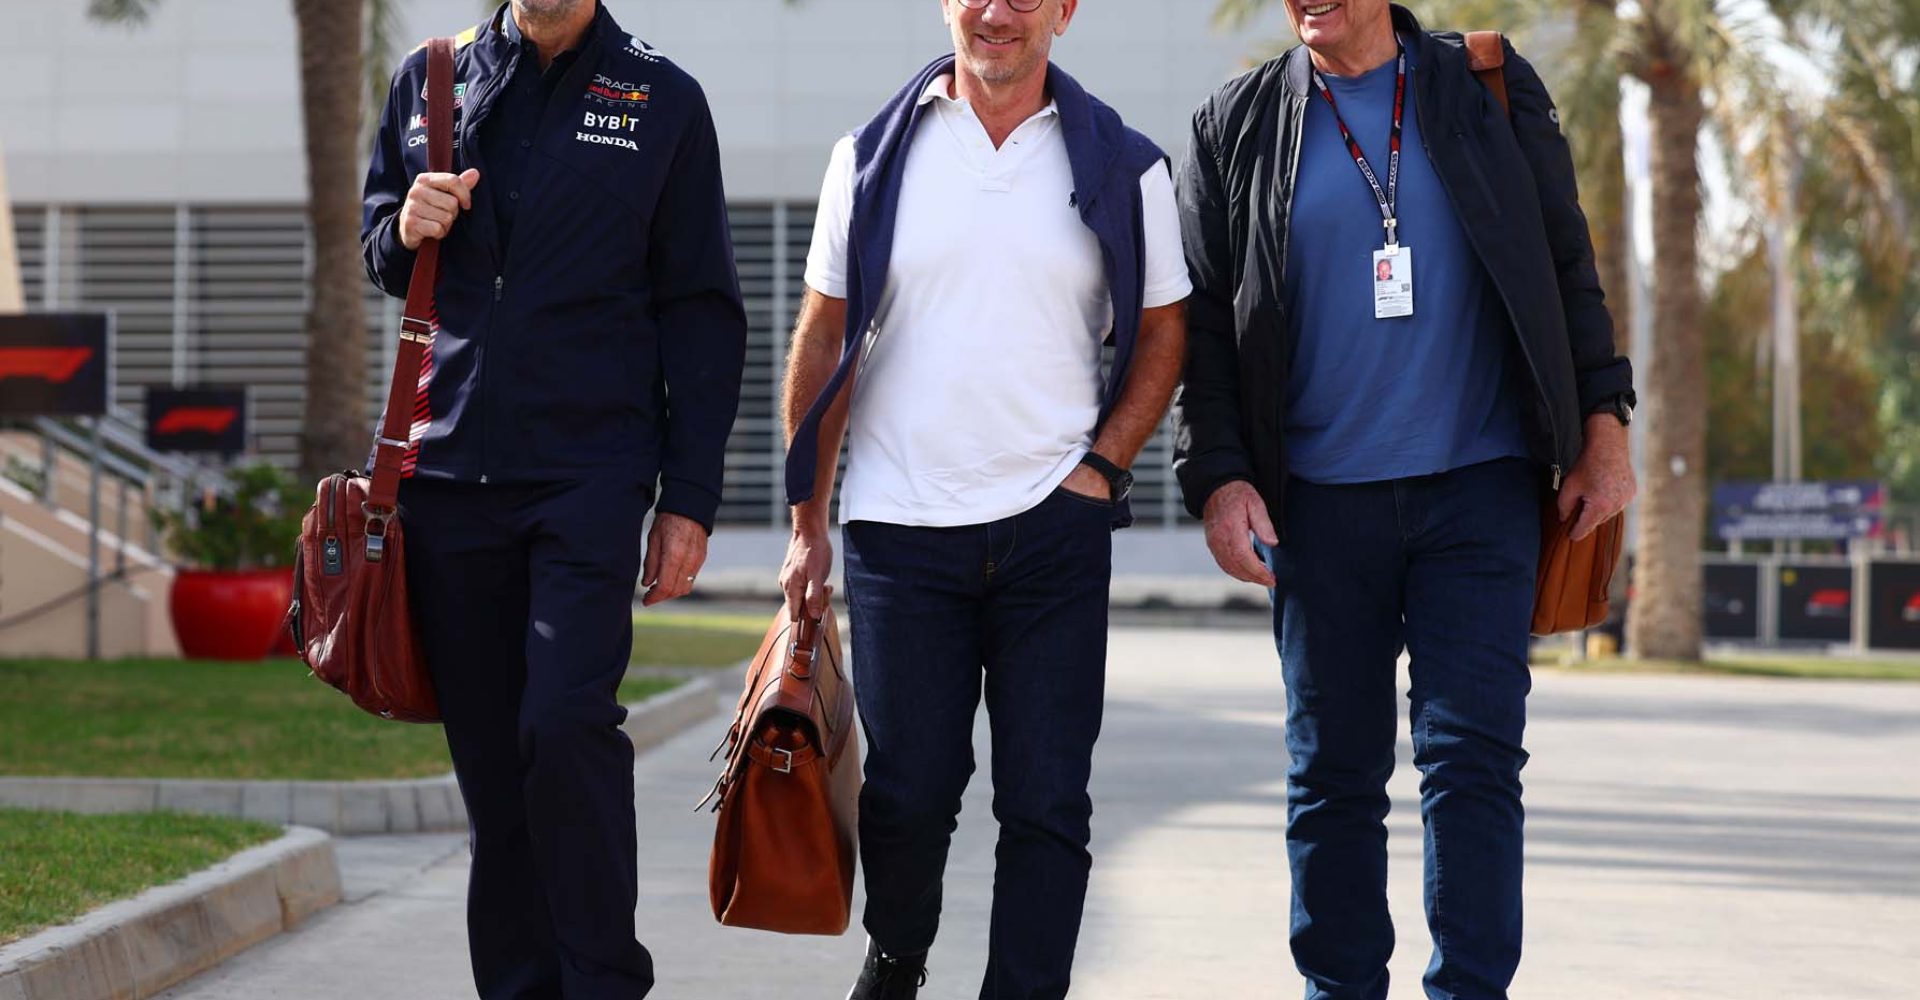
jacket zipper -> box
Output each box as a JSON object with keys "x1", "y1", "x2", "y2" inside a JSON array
[
  {"x1": 458, "y1": 48, "x2": 514, "y2": 486},
  {"x1": 321, "y1": 475, "x2": 345, "y2": 576},
  {"x1": 1412, "y1": 69, "x2": 1565, "y2": 487},
  {"x1": 1276, "y1": 94, "x2": 1307, "y2": 541}
]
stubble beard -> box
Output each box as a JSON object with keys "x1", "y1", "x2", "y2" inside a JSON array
[
  {"x1": 960, "y1": 32, "x2": 1051, "y2": 86},
  {"x1": 513, "y1": 0, "x2": 589, "y2": 30}
]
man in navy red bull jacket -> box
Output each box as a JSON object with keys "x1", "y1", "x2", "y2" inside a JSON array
[{"x1": 359, "y1": 2, "x2": 745, "y2": 997}]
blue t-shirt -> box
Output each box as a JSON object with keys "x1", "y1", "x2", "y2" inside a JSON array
[{"x1": 1284, "y1": 51, "x2": 1528, "y2": 484}]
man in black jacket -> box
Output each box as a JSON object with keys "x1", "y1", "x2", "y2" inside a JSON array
[
  {"x1": 1172, "y1": 3, "x2": 1635, "y2": 998},
  {"x1": 360, "y1": 2, "x2": 746, "y2": 997}
]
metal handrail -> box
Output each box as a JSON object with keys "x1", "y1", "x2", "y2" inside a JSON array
[
  {"x1": 30, "y1": 418, "x2": 150, "y2": 486},
  {"x1": 31, "y1": 409, "x2": 232, "y2": 495}
]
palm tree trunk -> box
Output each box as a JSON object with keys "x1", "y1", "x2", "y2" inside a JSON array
[
  {"x1": 1589, "y1": 122, "x2": 1632, "y2": 352},
  {"x1": 293, "y1": 0, "x2": 369, "y2": 481},
  {"x1": 1626, "y1": 65, "x2": 1706, "y2": 661}
]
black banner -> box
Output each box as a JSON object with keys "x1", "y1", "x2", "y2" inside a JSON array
[
  {"x1": 145, "y1": 386, "x2": 248, "y2": 454},
  {"x1": 1866, "y1": 562, "x2": 1920, "y2": 651},
  {"x1": 1776, "y1": 564, "x2": 1854, "y2": 643},
  {"x1": 0, "y1": 313, "x2": 110, "y2": 417},
  {"x1": 1703, "y1": 563, "x2": 1761, "y2": 641}
]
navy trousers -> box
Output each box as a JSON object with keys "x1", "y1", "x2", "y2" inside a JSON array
[
  {"x1": 842, "y1": 487, "x2": 1115, "y2": 1000},
  {"x1": 1262, "y1": 457, "x2": 1542, "y2": 1000},
  {"x1": 398, "y1": 477, "x2": 655, "y2": 1000}
]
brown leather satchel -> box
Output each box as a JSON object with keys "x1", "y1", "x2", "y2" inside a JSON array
[
  {"x1": 1467, "y1": 31, "x2": 1627, "y2": 636},
  {"x1": 702, "y1": 608, "x2": 860, "y2": 935},
  {"x1": 1532, "y1": 495, "x2": 1625, "y2": 635},
  {"x1": 283, "y1": 37, "x2": 456, "y2": 723}
]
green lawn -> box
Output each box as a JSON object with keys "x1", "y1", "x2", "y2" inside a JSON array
[
  {"x1": 0, "y1": 659, "x2": 679, "y2": 781},
  {"x1": 1535, "y1": 653, "x2": 1920, "y2": 682},
  {"x1": 0, "y1": 809, "x2": 280, "y2": 945},
  {"x1": 631, "y1": 611, "x2": 769, "y2": 667}
]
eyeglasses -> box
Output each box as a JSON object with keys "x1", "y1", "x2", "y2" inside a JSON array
[{"x1": 956, "y1": 0, "x2": 1048, "y2": 13}]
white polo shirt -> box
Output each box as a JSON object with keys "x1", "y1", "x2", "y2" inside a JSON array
[{"x1": 804, "y1": 75, "x2": 1190, "y2": 528}]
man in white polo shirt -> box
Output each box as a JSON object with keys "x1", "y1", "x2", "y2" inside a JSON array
[{"x1": 778, "y1": 2, "x2": 1188, "y2": 996}]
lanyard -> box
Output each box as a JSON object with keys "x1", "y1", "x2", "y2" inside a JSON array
[{"x1": 1310, "y1": 46, "x2": 1408, "y2": 247}]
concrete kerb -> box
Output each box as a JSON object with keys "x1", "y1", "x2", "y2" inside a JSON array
[
  {"x1": 0, "y1": 826, "x2": 341, "y2": 1000},
  {"x1": 0, "y1": 672, "x2": 727, "y2": 836}
]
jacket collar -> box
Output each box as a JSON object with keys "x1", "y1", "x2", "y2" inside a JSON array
[
  {"x1": 1281, "y1": 3, "x2": 1428, "y2": 97},
  {"x1": 481, "y1": 2, "x2": 613, "y2": 60}
]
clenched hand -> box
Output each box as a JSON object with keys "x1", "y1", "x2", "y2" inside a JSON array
[
  {"x1": 398, "y1": 169, "x2": 482, "y2": 250},
  {"x1": 1557, "y1": 415, "x2": 1637, "y2": 541}
]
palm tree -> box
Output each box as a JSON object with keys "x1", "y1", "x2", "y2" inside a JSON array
[{"x1": 90, "y1": 0, "x2": 373, "y2": 483}]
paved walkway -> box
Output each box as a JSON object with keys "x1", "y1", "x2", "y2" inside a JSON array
[{"x1": 159, "y1": 627, "x2": 1920, "y2": 999}]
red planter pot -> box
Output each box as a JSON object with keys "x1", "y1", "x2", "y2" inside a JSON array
[{"x1": 169, "y1": 568, "x2": 295, "y2": 661}]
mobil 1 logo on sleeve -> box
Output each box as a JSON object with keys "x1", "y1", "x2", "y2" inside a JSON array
[{"x1": 146, "y1": 386, "x2": 248, "y2": 455}]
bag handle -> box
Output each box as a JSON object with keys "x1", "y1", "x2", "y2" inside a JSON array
[
  {"x1": 367, "y1": 36, "x2": 456, "y2": 514},
  {"x1": 1466, "y1": 31, "x2": 1510, "y2": 117}
]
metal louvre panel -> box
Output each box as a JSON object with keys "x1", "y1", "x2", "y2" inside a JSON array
[
  {"x1": 8, "y1": 199, "x2": 1186, "y2": 525},
  {"x1": 721, "y1": 202, "x2": 779, "y2": 524},
  {"x1": 188, "y1": 207, "x2": 302, "y2": 466},
  {"x1": 73, "y1": 208, "x2": 176, "y2": 414},
  {"x1": 13, "y1": 206, "x2": 45, "y2": 309}
]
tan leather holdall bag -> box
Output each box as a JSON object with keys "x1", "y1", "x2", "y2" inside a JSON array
[
  {"x1": 1466, "y1": 30, "x2": 1626, "y2": 637},
  {"x1": 284, "y1": 37, "x2": 457, "y2": 723},
  {"x1": 702, "y1": 608, "x2": 860, "y2": 935}
]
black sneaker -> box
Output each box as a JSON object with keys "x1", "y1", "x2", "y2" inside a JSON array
[{"x1": 845, "y1": 939, "x2": 928, "y2": 1000}]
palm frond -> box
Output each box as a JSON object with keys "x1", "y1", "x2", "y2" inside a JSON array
[
  {"x1": 87, "y1": 0, "x2": 158, "y2": 26},
  {"x1": 365, "y1": 0, "x2": 407, "y2": 120}
]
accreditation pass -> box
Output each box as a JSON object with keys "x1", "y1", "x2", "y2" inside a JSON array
[{"x1": 1372, "y1": 245, "x2": 1413, "y2": 319}]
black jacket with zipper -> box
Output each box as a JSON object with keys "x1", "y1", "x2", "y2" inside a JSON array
[{"x1": 1170, "y1": 5, "x2": 1635, "y2": 525}]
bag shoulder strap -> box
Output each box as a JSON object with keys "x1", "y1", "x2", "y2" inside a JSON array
[
  {"x1": 367, "y1": 36, "x2": 455, "y2": 512},
  {"x1": 1465, "y1": 31, "x2": 1511, "y2": 118}
]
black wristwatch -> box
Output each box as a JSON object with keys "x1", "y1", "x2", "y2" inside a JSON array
[
  {"x1": 1594, "y1": 394, "x2": 1634, "y2": 427},
  {"x1": 1078, "y1": 452, "x2": 1134, "y2": 503}
]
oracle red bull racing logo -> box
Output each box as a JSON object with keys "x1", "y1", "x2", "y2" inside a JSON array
[{"x1": 587, "y1": 74, "x2": 651, "y2": 107}]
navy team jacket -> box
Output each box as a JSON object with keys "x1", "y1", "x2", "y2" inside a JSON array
[{"x1": 360, "y1": 4, "x2": 747, "y2": 532}]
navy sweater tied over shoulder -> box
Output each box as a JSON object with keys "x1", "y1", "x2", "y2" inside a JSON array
[{"x1": 783, "y1": 55, "x2": 1168, "y2": 529}]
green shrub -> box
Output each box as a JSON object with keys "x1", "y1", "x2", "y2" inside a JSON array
[{"x1": 151, "y1": 464, "x2": 308, "y2": 570}]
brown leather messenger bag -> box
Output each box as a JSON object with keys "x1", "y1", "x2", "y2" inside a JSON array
[
  {"x1": 1464, "y1": 30, "x2": 1626, "y2": 636},
  {"x1": 702, "y1": 608, "x2": 861, "y2": 935},
  {"x1": 284, "y1": 37, "x2": 457, "y2": 722}
]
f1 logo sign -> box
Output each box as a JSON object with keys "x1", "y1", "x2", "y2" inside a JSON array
[
  {"x1": 154, "y1": 407, "x2": 240, "y2": 436},
  {"x1": 0, "y1": 315, "x2": 111, "y2": 417},
  {"x1": 146, "y1": 387, "x2": 249, "y2": 455},
  {"x1": 0, "y1": 347, "x2": 96, "y2": 383}
]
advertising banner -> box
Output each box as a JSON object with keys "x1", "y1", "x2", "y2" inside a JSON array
[
  {"x1": 1714, "y1": 481, "x2": 1885, "y2": 541},
  {"x1": 1775, "y1": 564, "x2": 1854, "y2": 643},
  {"x1": 1703, "y1": 562, "x2": 1761, "y2": 641},
  {"x1": 145, "y1": 386, "x2": 248, "y2": 454},
  {"x1": 0, "y1": 313, "x2": 110, "y2": 417},
  {"x1": 1866, "y1": 562, "x2": 1920, "y2": 652}
]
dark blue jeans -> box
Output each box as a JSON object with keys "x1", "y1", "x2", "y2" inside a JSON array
[
  {"x1": 1262, "y1": 458, "x2": 1541, "y2": 1000},
  {"x1": 842, "y1": 488, "x2": 1115, "y2": 1000},
  {"x1": 399, "y1": 477, "x2": 655, "y2": 1000}
]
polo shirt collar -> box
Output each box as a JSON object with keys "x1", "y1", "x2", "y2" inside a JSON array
[{"x1": 916, "y1": 73, "x2": 1059, "y2": 119}]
